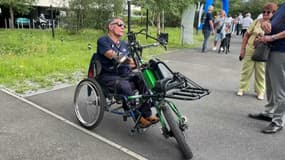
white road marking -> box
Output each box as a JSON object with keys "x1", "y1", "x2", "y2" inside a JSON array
[{"x1": 1, "y1": 88, "x2": 148, "y2": 160}]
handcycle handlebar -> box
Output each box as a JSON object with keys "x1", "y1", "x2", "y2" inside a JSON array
[
  {"x1": 154, "y1": 77, "x2": 184, "y2": 93},
  {"x1": 128, "y1": 29, "x2": 168, "y2": 51},
  {"x1": 141, "y1": 43, "x2": 160, "y2": 49}
]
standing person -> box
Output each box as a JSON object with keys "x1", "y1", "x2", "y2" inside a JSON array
[
  {"x1": 213, "y1": 10, "x2": 226, "y2": 51},
  {"x1": 236, "y1": 13, "x2": 243, "y2": 36},
  {"x1": 249, "y1": 2, "x2": 285, "y2": 134},
  {"x1": 241, "y1": 13, "x2": 253, "y2": 37},
  {"x1": 232, "y1": 15, "x2": 239, "y2": 35},
  {"x1": 94, "y1": 17, "x2": 159, "y2": 128},
  {"x1": 237, "y1": 3, "x2": 277, "y2": 100},
  {"x1": 201, "y1": 5, "x2": 215, "y2": 53}
]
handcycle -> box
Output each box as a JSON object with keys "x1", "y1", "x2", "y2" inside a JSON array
[
  {"x1": 73, "y1": 2, "x2": 209, "y2": 159},
  {"x1": 73, "y1": 28, "x2": 209, "y2": 159}
]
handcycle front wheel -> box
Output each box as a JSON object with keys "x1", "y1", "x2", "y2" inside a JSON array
[
  {"x1": 161, "y1": 103, "x2": 193, "y2": 159},
  {"x1": 73, "y1": 78, "x2": 105, "y2": 129}
]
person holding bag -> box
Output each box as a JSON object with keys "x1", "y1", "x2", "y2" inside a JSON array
[
  {"x1": 237, "y1": 3, "x2": 278, "y2": 100},
  {"x1": 212, "y1": 10, "x2": 226, "y2": 51}
]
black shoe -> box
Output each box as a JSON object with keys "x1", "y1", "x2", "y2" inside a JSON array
[
  {"x1": 248, "y1": 113, "x2": 272, "y2": 121},
  {"x1": 262, "y1": 122, "x2": 283, "y2": 134}
]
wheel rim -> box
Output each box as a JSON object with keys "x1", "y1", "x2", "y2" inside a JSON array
[{"x1": 74, "y1": 81, "x2": 102, "y2": 127}]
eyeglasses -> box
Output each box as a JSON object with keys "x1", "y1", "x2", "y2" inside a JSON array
[
  {"x1": 263, "y1": 10, "x2": 274, "y2": 14},
  {"x1": 111, "y1": 22, "x2": 126, "y2": 28}
]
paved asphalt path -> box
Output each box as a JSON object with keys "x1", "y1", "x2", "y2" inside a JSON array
[{"x1": 1, "y1": 35, "x2": 285, "y2": 160}]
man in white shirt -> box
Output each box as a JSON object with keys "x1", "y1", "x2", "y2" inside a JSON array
[{"x1": 241, "y1": 13, "x2": 253, "y2": 37}]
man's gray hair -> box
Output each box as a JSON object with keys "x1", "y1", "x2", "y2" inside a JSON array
[
  {"x1": 208, "y1": 5, "x2": 214, "y2": 11},
  {"x1": 106, "y1": 17, "x2": 123, "y2": 30}
]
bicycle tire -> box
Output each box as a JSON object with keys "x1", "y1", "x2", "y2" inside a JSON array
[
  {"x1": 162, "y1": 104, "x2": 193, "y2": 159},
  {"x1": 73, "y1": 78, "x2": 105, "y2": 129}
]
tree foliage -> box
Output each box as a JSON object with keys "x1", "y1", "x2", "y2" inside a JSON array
[
  {"x1": 64, "y1": 0, "x2": 124, "y2": 32},
  {"x1": 0, "y1": 0, "x2": 36, "y2": 28},
  {"x1": 133, "y1": 0, "x2": 194, "y2": 32},
  {"x1": 228, "y1": 0, "x2": 284, "y2": 18}
]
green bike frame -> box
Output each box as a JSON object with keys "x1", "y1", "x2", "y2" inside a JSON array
[
  {"x1": 156, "y1": 100, "x2": 184, "y2": 128},
  {"x1": 142, "y1": 68, "x2": 157, "y2": 89}
]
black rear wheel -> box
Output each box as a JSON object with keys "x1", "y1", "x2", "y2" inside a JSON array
[{"x1": 162, "y1": 103, "x2": 193, "y2": 159}]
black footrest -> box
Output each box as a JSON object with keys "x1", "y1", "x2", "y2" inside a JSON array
[
  {"x1": 164, "y1": 72, "x2": 210, "y2": 100},
  {"x1": 166, "y1": 87, "x2": 210, "y2": 100}
]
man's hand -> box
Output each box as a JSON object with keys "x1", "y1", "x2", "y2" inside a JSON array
[{"x1": 256, "y1": 35, "x2": 273, "y2": 43}]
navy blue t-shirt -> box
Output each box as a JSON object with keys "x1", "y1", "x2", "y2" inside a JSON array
[
  {"x1": 95, "y1": 36, "x2": 131, "y2": 75},
  {"x1": 202, "y1": 12, "x2": 213, "y2": 30},
  {"x1": 270, "y1": 3, "x2": 285, "y2": 52}
]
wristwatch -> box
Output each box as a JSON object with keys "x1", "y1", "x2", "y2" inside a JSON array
[{"x1": 271, "y1": 35, "x2": 276, "y2": 41}]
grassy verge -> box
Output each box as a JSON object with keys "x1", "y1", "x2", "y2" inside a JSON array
[{"x1": 0, "y1": 27, "x2": 203, "y2": 94}]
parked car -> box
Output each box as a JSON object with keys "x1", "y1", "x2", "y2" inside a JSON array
[{"x1": 15, "y1": 17, "x2": 31, "y2": 27}]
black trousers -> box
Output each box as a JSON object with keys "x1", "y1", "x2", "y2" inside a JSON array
[{"x1": 101, "y1": 73, "x2": 152, "y2": 117}]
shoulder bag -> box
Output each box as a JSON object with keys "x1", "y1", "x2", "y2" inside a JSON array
[{"x1": 251, "y1": 41, "x2": 271, "y2": 62}]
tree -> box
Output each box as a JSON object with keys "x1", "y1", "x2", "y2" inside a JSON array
[
  {"x1": 0, "y1": 0, "x2": 36, "y2": 29},
  {"x1": 228, "y1": 0, "x2": 284, "y2": 19},
  {"x1": 65, "y1": 0, "x2": 124, "y2": 32},
  {"x1": 133, "y1": 0, "x2": 194, "y2": 33}
]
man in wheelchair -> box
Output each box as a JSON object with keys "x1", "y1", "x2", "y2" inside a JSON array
[{"x1": 92, "y1": 17, "x2": 159, "y2": 128}]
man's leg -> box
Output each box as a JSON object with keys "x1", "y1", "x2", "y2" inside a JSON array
[
  {"x1": 264, "y1": 52, "x2": 285, "y2": 132},
  {"x1": 202, "y1": 29, "x2": 210, "y2": 52},
  {"x1": 131, "y1": 74, "x2": 152, "y2": 118}
]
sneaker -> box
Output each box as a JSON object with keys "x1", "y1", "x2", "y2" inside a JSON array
[
  {"x1": 257, "y1": 93, "x2": 264, "y2": 100},
  {"x1": 237, "y1": 90, "x2": 243, "y2": 96},
  {"x1": 145, "y1": 115, "x2": 160, "y2": 124},
  {"x1": 212, "y1": 47, "x2": 217, "y2": 51},
  {"x1": 139, "y1": 117, "x2": 152, "y2": 128}
]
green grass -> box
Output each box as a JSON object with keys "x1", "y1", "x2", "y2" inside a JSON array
[{"x1": 0, "y1": 28, "x2": 203, "y2": 94}]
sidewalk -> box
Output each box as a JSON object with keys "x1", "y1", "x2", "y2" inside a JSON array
[{"x1": 0, "y1": 89, "x2": 140, "y2": 160}]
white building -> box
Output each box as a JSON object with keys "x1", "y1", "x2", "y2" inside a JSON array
[{"x1": 34, "y1": 0, "x2": 69, "y2": 8}]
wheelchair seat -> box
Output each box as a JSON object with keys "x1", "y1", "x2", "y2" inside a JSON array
[{"x1": 87, "y1": 53, "x2": 134, "y2": 101}]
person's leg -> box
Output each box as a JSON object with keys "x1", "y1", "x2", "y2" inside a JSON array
[
  {"x1": 269, "y1": 52, "x2": 285, "y2": 126},
  {"x1": 213, "y1": 33, "x2": 220, "y2": 50},
  {"x1": 264, "y1": 54, "x2": 278, "y2": 115},
  {"x1": 262, "y1": 52, "x2": 285, "y2": 133},
  {"x1": 131, "y1": 74, "x2": 159, "y2": 124},
  {"x1": 238, "y1": 54, "x2": 255, "y2": 93},
  {"x1": 131, "y1": 74, "x2": 152, "y2": 118},
  {"x1": 254, "y1": 62, "x2": 266, "y2": 99},
  {"x1": 241, "y1": 29, "x2": 244, "y2": 37},
  {"x1": 219, "y1": 38, "x2": 225, "y2": 53},
  {"x1": 248, "y1": 58, "x2": 273, "y2": 120},
  {"x1": 236, "y1": 24, "x2": 240, "y2": 35},
  {"x1": 202, "y1": 29, "x2": 210, "y2": 52},
  {"x1": 227, "y1": 34, "x2": 231, "y2": 52}
]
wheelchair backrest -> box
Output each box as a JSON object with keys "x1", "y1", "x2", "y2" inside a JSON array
[{"x1": 88, "y1": 53, "x2": 102, "y2": 78}]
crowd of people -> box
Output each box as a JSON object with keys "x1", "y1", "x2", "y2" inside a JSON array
[
  {"x1": 202, "y1": 6, "x2": 255, "y2": 53},
  {"x1": 201, "y1": 2, "x2": 285, "y2": 134}
]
